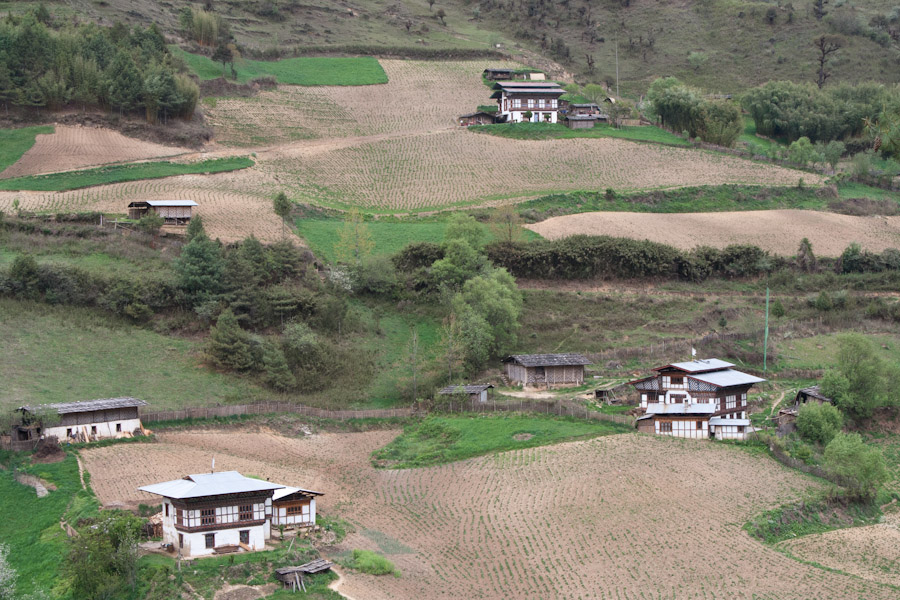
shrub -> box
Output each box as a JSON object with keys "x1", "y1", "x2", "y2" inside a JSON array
[
  {"x1": 393, "y1": 242, "x2": 444, "y2": 272},
  {"x1": 796, "y1": 402, "x2": 844, "y2": 445},
  {"x1": 824, "y1": 432, "x2": 889, "y2": 499},
  {"x1": 348, "y1": 549, "x2": 400, "y2": 577},
  {"x1": 206, "y1": 309, "x2": 256, "y2": 371}
]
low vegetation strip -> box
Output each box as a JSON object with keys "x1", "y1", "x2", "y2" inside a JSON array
[
  {"x1": 470, "y1": 122, "x2": 690, "y2": 146},
  {"x1": 0, "y1": 157, "x2": 254, "y2": 191},
  {"x1": 0, "y1": 125, "x2": 54, "y2": 174},
  {"x1": 172, "y1": 47, "x2": 388, "y2": 85},
  {"x1": 371, "y1": 414, "x2": 630, "y2": 468},
  {"x1": 142, "y1": 402, "x2": 414, "y2": 423}
]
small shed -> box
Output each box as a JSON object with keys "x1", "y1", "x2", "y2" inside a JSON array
[
  {"x1": 438, "y1": 384, "x2": 494, "y2": 403},
  {"x1": 458, "y1": 112, "x2": 496, "y2": 127},
  {"x1": 271, "y1": 486, "x2": 323, "y2": 528},
  {"x1": 794, "y1": 385, "x2": 832, "y2": 408},
  {"x1": 17, "y1": 397, "x2": 148, "y2": 443},
  {"x1": 127, "y1": 200, "x2": 198, "y2": 225},
  {"x1": 503, "y1": 354, "x2": 591, "y2": 389},
  {"x1": 483, "y1": 68, "x2": 514, "y2": 81},
  {"x1": 565, "y1": 115, "x2": 598, "y2": 129},
  {"x1": 276, "y1": 560, "x2": 334, "y2": 591}
]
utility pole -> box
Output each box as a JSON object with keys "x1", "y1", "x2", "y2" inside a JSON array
[
  {"x1": 615, "y1": 32, "x2": 619, "y2": 98},
  {"x1": 763, "y1": 286, "x2": 770, "y2": 373}
]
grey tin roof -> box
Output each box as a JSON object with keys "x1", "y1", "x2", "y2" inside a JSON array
[
  {"x1": 503, "y1": 353, "x2": 591, "y2": 367},
  {"x1": 690, "y1": 369, "x2": 766, "y2": 388},
  {"x1": 797, "y1": 385, "x2": 831, "y2": 402},
  {"x1": 145, "y1": 200, "x2": 198, "y2": 207},
  {"x1": 272, "y1": 485, "x2": 324, "y2": 500},
  {"x1": 708, "y1": 417, "x2": 752, "y2": 426},
  {"x1": 657, "y1": 359, "x2": 735, "y2": 373},
  {"x1": 21, "y1": 397, "x2": 148, "y2": 415},
  {"x1": 139, "y1": 471, "x2": 284, "y2": 499},
  {"x1": 438, "y1": 384, "x2": 494, "y2": 395}
]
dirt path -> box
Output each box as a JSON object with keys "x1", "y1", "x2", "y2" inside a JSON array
[
  {"x1": 526, "y1": 209, "x2": 900, "y2": 256},
  {"x1": 327, "y1": 567, "x2": 359, "y2": 600}
]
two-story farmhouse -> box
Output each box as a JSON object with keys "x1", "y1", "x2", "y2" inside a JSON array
[
  {"x1": 491, "y1": 81, "x2": 565, "y2": 123},
  {"x1": 630, "y1": 359, "x2": 765, "y2": 440},
  {"x1": 139, "y1": 471, "x2": 285, "y2": 557}
]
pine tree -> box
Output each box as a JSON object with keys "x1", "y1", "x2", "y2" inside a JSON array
[
  {"x1": 106, "y1": 51, "x2": 142, "y2": 114},
  {"x1": 206, "y1": 309, "x2": 255, "y2": 371},
  {"x1": 173, "y1": 233, "x2": 224, "y2": 305},
  {"x1": 262, "y1": 341, "x2": 296, "y2": 391},
  {"x1": 185, "y1": 214, "x2": 206, "y2": 241}
]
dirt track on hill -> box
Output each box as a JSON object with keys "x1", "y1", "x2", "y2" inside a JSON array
[{"x1": 526, "y1": 209, "x2": 900, "y2": 256}]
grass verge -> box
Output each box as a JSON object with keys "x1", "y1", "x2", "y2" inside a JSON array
[
  {"x1": 744, "y1": 497, "x2": 884, "y2": 544},
  {"x1": 172, "y1": 47, "x2": 387, "y2": 85},
  {"x1": 372, "y1": 413, "x2": 631, "y2": 468},
  {"x1": 470, "y1": 122, "x2": 690, "y2": 146},
  {"x1": 0, "y1": 125, "x2": 54, "y2": 173},
  {"x1": 0, "y1": 157, "x2": 253, "y2": 191},
  {"x1": 340, "y1": 549, "x2": 400, "y2": 577}
]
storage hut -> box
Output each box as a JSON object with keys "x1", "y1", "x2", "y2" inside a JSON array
[
  {"x1": 794, "y1": 385, "x2": 832, "y2": 407},
  {"x1": 17, "y1": 397, "x2": 148, "y2": 443},
  {"x1": 483, "y1": 68, "x2": 514, "y2": 81},
  {"x1": 271, "y1": 486, "x2": 323, "y2": 529},
  {"x1": 438, "y1": 384, "x2": 494, "y2": 403},
  {"x1": 565, "y1": 115, "x2": 598, "y2": 129},
  {"x1": 458, "y1": 112, "x2": 496, "y2": 127},
  {"x1": 502, "y1": 354, "x2": 591, "y2": 389},
  {"x1": 127, "y1": 200, "x2": 198, "y2": 225}
]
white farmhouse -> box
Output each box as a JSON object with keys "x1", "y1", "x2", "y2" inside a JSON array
[
  {"x1": 490, "y1": 81, "x2": 565, "y2": 123},
  {"x1": 139, "y1": 471, "x2": 285, "y2": 557},
  {"x1": 272, "y1": 486, "x2": 323, "y2": 528}
]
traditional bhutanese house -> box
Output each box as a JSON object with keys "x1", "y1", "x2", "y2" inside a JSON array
[
  {"x1": 438, "y1": 384, "x2": 494, "y2": 403},
  {"x1": 630, "y1": 358, "x2": 765, "y2": 440},
  {"x1": 139, "y1": 471, "x2": 284, "y2": 557},
  {"x1": 491, "y1": 81, "x2": 565, "y2": 124},
  {"x1": 271, "y1": 486, "x2": 323, "y2": 529},
  {"x1": 458, "y1": 112, "x2": 496, "y2": 127},
  {"x1": 483, "y1": 68, "x2": 514, "y2": 81},
  {"x1": 503, "y1": 353, "x2": 591, "y2": 389},
  {"x1": 16, "y1": 397, "x2": 148, "y2": 443},
  {"x1": 127, "y1": 200, "x2": 198, "y2": 225}
]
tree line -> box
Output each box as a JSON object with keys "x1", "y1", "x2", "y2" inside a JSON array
[{"x1": 0, "y1": 10, "x2": 199, "y2": 123}]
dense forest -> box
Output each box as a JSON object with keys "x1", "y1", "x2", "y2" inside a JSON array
[{"x1": 0, "y1": 9, "x2": 198, "y2": 123}]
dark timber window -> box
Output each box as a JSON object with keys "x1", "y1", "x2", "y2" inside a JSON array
[
  {"x1": 165, "y1": 503, "x2": 169, "y2": 517},
  {"x1": 696, "y1": 421, "x2": 703, "y2": 430},
  {"x1": 671, "y1": 376, "x2": 683, "y2": 385},
  {"x1": 176, "y1": 508, "x2": 184, "y2": 526},
  {"x1": 659, "y1": 422, "x2": 672, "y2": 433},
  {"x1": 201, "y1": 508, "x2": 216, "y2": 525},
  {"x1": 91, "y1": 425, "x2": 97, "y2": 434},
  {"x1": 239, "y1": 505, "x2": 253, "y2": 521},
  {"x1": 178, "y1": 533, "x2": 183, "y2": 548},
  {"x1": 239, "y1": 530, "x2": 250, "y2": 545},
  {"x1": 738, "y1": 426, "x2": 745, "y2": 433},
  {"x1": 116, "y1": 423, "x2": 121, "y2": 432},
  {"x1": 205, "y1": 533, "x2": 215, "y2": 549}
]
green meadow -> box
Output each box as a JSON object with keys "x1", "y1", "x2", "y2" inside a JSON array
[
  {"x1": 0, "y1": 125, "x2": 54, "y2": 173},
  {"x1": 471, "y1": 122, "x2": 690, "y2": 145}
]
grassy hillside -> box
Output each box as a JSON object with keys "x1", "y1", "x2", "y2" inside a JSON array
[
  {"x1": 0, "y1": 125, "x2": 53, "y2": 173},
  {"x1": 53, "y1": 0, "x2": 900, "y2": 94}
]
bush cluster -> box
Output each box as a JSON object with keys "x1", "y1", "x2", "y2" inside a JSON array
[{"x1": 648, "y1": 78, "x2": 743, "y2": 147}]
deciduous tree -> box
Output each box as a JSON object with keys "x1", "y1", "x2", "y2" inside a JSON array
[
  {"x1": 814, "y1": 34, "x2": 844, "y2": 89},
  {"x1": 824, "y1": 432, "x2": 889, "y2": 499}
]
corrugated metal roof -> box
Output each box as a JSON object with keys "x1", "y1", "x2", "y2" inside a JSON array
[
  {"x1": 438, "y1": 384, "x2": 493, "y2": 395},
  {"x1": 21, "y1": 397, "x2": 148, "y2": 415},
  {"x1": 644, "y1": 403, "x2": 717, "y2": 415},
  {"x1": 272, "y1": 485, "x2": 324, "y2": 501},
  {"x1": 657, "y1": 359, "x2": 735, "y2": 373},
  {"x1": 145, "y1": 200, "x2": 198, "y2": 207},
  {"x1": 139, "y1": 471, "x2": 284, "y2": 499},
  {"x1": 493, "y1": 81, "x2": 563, "y2": 88},
  {"x1": 503, "y1": 353, "x2": 591, "y2": 367},
  {"x1": 689, "y1": 370, "x2": 766, "y2": 388},
  {"x1": 708, "y1": 418, "x2": 751, "y2": 426}
]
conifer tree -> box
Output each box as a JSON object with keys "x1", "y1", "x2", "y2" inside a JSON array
[
  {"x1": 206, "y1": 308, "x2": 255, "y2": 371},
  {"x1": 262, "y1": 341, "x2": 296, "y2": 391}
]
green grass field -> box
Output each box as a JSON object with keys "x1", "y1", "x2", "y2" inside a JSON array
[
  {"x1": 737, "y1": 116, "x2": 785, "y2": 156},
  {"x1": 0, "y1": 157, "x2": 253, "y2": 191},
  {"x1": 471, "y1": 122, "x2": 690, "y2": 145},
  {"x1": 0, "y1": 453, "x2": 98, "y2": 598},
  {"x1": 0, "y1": 300, "x2": 268, "y2": 412},
  {"x1": 294, "y1": 218, "x2": 539, "y2": 262},
  {"x1": 372, "y1": 414, "x2": 630, "y2": 468},
  {"x1": 172, "y1": 47, "x2": 387, "y2": 86},
  {"x1": 775, "y1": 333, "x2": 900, "y2": 371},
  {"x1": 0, "y1": 125, "x2": 54, "y2": 173}
]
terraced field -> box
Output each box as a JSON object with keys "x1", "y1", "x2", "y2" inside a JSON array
[{"x1": 82, "y1": 429, "x2": 898, "y2": 599}]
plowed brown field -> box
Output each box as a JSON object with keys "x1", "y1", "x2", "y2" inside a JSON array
[
  {"x1": 81, "y1": 430, "x2": 897, "y2": 599},
  {"x1": 526, "y1": 209, "x2": 900, "y2": 256},
  {"x1": 0, "y1": 125, "x2": 188, "y2": 178}
]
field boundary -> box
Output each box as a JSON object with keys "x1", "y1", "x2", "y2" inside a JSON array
[
  {"x1": 141, "y1": 402, "x2": 414, "y2": 423},
  {"x1": 420, "y1": 398, "x2": 633, "y2": 425}
]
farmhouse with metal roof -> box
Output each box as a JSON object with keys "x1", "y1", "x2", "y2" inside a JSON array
[
  {"x1": 16, "y1": 397, "x2": 148, "y2": 443},
  {"x1": 503, "y1": 353, "x2": 591, "y2": 389},
  {"x1": 490, "y1": 81, "x2": 565, "y2": 124},
  {"x1": 631, "y1": 359, "x2": 766, "y2": 440}
]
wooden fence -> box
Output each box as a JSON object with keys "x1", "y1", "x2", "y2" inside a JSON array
[
  {"x1": 141, "y1": 402, "x2": 414, "y2": 423},
  {"x1": 0, "y1": 436, "x2": 37, "y2": 452},
  {"x1": 421, "y1": 398, "x2": 634, "y2": 426}
]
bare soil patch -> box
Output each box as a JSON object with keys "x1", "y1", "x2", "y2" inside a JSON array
[
  {"x1": 15, "y1": 473, "x2": 55, "y2": 497},
  {"x1": 512, "y1": 433, "x2": 533, "y2": 441},
  {"x1": 0, "y1": 125, "x2": 190, "y2": 178},
  {"x1": 81, "y1": 429, "x2": 895, "y2": 599},
  {"x1": 527, "y1": 209, "x2": 900, "y2": 256}
]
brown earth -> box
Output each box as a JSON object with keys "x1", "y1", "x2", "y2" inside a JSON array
[
  {"x1": 81, "y1": 429, "x2": 898, "y2": 599},
  {"x1": 526, "y1": 209, "x2": 900, "y2": 256},
  {"x1": 0, "y1": 125, "x2": 190, "y2": 178}
]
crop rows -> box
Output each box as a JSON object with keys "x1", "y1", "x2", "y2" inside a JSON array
[{"x1": 82, "y1": 430, "x2": 897, "y2": 599}]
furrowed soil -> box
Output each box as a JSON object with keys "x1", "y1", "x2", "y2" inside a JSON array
[
  {"x1": 0, "y1": 125, "x2": 189, "y2": 178},
  {"x1": 82, "y1": 429, "x2": 898, "y2": 598},
  {"x1": 0, "y1": 60, "x2": 822, "y2": 239},
  {"x1": 526, "y1": 209, "x2": 900, "y2": 256}
]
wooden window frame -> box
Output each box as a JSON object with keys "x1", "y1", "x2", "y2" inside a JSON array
[
  {"x1": 239, "y1": 504, "x2": 253, "y2": 521},
  {"x1": 239, "y1": 530, "x2": 250, "y2": 545},
  {"x1": 201, "y1": 508, "x2": 216, "y2": 526},
  {"x1": 696, "y1": 421, "x2": 703, "y2": 430},
  {"x1": 205, "y1": 533, "x2": 215, "y2": 549},
  {"x1": 659, "y1": 422, "x2": 673, "y2": 433}
]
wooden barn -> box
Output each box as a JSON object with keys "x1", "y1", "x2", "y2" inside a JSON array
[
  {"x1": 630, "y1": 358, "x2": 765, "y2": 440},
  {"x1": 127, "y1": 200, "x2": 198, "y2": 225},
  {"x1": 458, "y1": 112, "x2": 496, "y2": 127},
  {"x1": 565, "y1": 115, "x2": 598, "y2": 129},
  {"x1": 483, "y1": 68, "x2": 514, "y2": 81},
  {"x1": 438, "y1": 384, "x2": 494, "y2": 403},
  {"x1": 16, "y1": 397, "x2": 148, "y2": 443},
  {"x1": 503, "y1": 354, "x2": 591, "y2": 389},
  {"x1": 271, "y1": 486, "x2": 323, "y2": 529}
]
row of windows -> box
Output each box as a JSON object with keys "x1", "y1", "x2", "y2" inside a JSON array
[
  {"x1": 65, "y1": 423, "x2": 123, "y2": 437},
  {"x1": 511, "y1": 98, "x2": 558, "y2": 109},
  {"x1": 174, "y1": 503, "x2": 262, "y2": 527}
]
